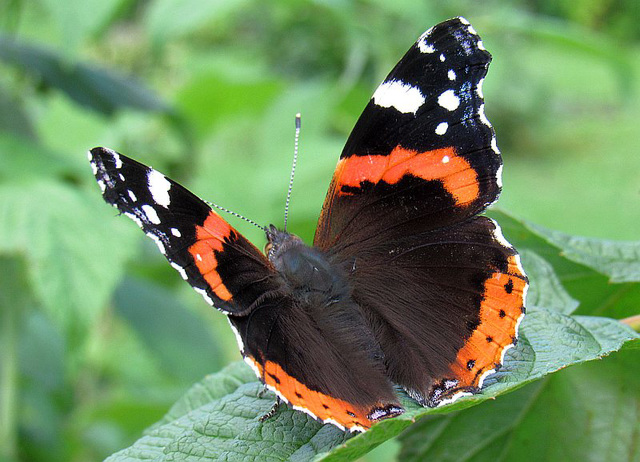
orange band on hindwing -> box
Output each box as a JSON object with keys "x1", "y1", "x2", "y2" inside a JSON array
[
  {"x1": 448, "y1": 257, "x2": 527, "y2": 389},
  {"x1": 247, "y1": 357, "x2": 400, "y2": 431}
]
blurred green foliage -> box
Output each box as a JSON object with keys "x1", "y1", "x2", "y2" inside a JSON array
[{"x1": 0, "y1": 0, "x2": 639, "y2": 461}]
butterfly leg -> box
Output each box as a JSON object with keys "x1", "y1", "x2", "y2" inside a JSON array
[
  {"x1": 257, "y1": 384, "x2": 271, "y2": 399},
  {"x1": 259, "y1": 396, "x2": 283, "y2": 422}
]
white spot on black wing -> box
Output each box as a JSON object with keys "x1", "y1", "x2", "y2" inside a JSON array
[
  {"x1": 147, "y1": 169, "x2": 172, "y2": 208},
  {"x1": 438, "y1": 89, "x2": 460, "y2": 111},
  {"x1": 496, "y1": 164, "x2": 503, "y2": 188},
  {"x1": 372, "y1": 79, "x2": 426, "y2": 114},
  {"x1": 417, "y1": 27, "x2": 435, "y2": 53},
  {"x1": 477, "y1": 78, "x2": 484, "y2": 98},
  {"x1": 141, "y1": 204, "x2": 161, "y2": 225},
  {"x1": 419, "y1": 43, "x2": 435, "y2": 53},
  {"x1": 489, "y1": 219, "x2": 513, "y2": 249},
  {"x1": 112, "y1": 152, "x2": 123, "y2": 169},
  {"x1": 227, "y1": 319, "x2": 245, "y2": 352},
  {"x1": 124, "y1": 212, "x2": 144, "y2": 229},
  {"x1": 491, "y1": 137, "x2": 500, "y2": 154},
  {"x1": 147, "y1": 232, "x2": 166, "y2": 254},
  {"x1": 435, "y1": 122, "x2": 448, "y2": 135},
  {"x1": 170, "y1": 261, "x2": 188, "y2": 280},
  {"x1": 194, "y1": 287, "x2": 214, "y2": 306},
  {"x1": 478, "y1": 104, "x2": 491, "y2": 127}
]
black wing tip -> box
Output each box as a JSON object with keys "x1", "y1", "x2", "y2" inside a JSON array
[
  {"x1": 435, "y1": 16, "x2": 474, "y2": 32},
  {"x1": 88, "y1": 147, "x2": 116, "y2": 170},
  {"x1": 418, "y1": 16, "x2": 491, "y2": 60},
  {"x1": 88, "y1": 146, "x2": 116, "y2": 158}
]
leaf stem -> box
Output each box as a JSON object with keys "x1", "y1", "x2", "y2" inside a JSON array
[{"x1": 620, "y1": 314, "x2": 640, "y2": 332}]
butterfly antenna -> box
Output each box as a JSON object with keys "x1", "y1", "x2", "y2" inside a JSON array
[
  {"x1": 283, "y1": 113, "x2": 301, "y2": 232},
  {"x1": 205, "y1": 200, "x2": 267, "y2": 231}
]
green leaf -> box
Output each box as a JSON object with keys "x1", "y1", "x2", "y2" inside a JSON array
[
  {"x1": 489, "y1": 210, "x2": 640, "y2": 319},
  {"x1": 0, "y1": 181, "x2": 137, "y2": 332},
  {"x1": 397, "y1": 382, "x2": 545, "y2": 462},
  {"x1": 525, "y1": 222, "x2": 640, "y2": 283},
  {"x1": 104, "y1": 307, "x2": 637, "y2": 461},
  {"x1": 40, "y1": 0, "x2": 126, "y2": 55},
  {"x1": 520, "y1": 250, "x2": 579, "y2": 314},
  {"x1": 145, "y1": 0, "x2": 249, "y2": 45},
  {"x1": 106, "y1": 362, "x2": 352, "y2": 461},
  {"x1": 176, "y1": 73, "x2": 281, "y2": 138},
  {"x1": 113, "y1": 277, "x2": 225, "y2": 382},
  {"x1": 0, "y1": 34, "x2": 172, "y2": 116},
  {"x1": 151, "y1": 360, "x2": 258, "y2": 428},
  {"x1": 398, "y1": 344, "x2": 640, "y2": 461},
  {"x1": 0, "y1": 133, "x2": 82, "y2": 181},
  {"x1": 0, "y1": 87, "x2": 35, "y2": 138}
]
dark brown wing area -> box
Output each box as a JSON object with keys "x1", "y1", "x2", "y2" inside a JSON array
[
  {"x1": 344, "y1": 217, "x2": 526, "y2": 405},
  {"x1": 229, "y1": 291, "x2": 404, "y2": 432}
]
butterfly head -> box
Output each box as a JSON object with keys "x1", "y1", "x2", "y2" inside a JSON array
[{"x1": 264, "y1": 225, "x2": 303, "y2": 262}]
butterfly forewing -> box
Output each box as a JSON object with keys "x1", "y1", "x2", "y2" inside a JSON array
[
  {"x1": 314, "y1": 17, "x2": 527, "y2": 406},
  {"x1": 89, "y1": 147, "x2": 279, "y2": 316},
  {"x1": 315, "y1": 17, "x2": 501, "y2": 251}
]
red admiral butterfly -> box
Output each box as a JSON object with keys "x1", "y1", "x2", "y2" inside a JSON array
[{"x1": 89, "y1": 17, "x2": 527, "y2": 433}]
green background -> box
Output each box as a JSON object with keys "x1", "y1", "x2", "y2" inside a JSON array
[{"x1": 0, "y1": 0, "x2": 639, "y2": 460}]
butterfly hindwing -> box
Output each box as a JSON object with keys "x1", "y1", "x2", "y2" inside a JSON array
[
  {"x1": 230, "y1": 285, "x2": 403, "y2": 432},
  {"x1": 89, "y1": 147, "x2": 279, "y2": 315},
  {"x1": 347, "y1": 216, "x2": 526, "y2": 405}
]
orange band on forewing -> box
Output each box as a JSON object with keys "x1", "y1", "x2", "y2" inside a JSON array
[
  {"x1": 449, "y1": 267, "x2": 527, "y2": 387},
  {"x1": 334, "y1": 146, "x2": 479, "y2": 205},
  {"x1": 247, "y1": 357, "x2": 378, "y2": 431},
  {"x1": 188, "y1": 211, "x2": 233, "y2": 301}
]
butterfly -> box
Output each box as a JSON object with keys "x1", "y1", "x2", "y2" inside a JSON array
[{"x1": 89, "y1": 17, "x2": 527, "y2": 433}]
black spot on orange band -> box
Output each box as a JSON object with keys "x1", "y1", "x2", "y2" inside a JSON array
[{"x1": 432, "y1": 251, "x2": 527, "y2": 399}]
